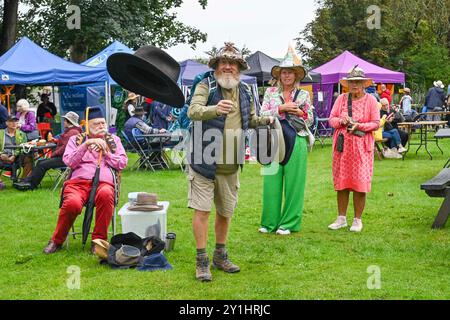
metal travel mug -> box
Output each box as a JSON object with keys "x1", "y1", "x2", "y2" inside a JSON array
[{"x1": 165, "y1": 232, "x2": 176, "y2": 251}]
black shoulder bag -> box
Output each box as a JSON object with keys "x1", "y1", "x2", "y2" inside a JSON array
[{"x1": 279, "y1": 90, "x2": 301, "y2": 165}]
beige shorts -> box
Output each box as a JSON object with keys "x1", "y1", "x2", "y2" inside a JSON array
[{"x1": 187, "y1": 167, "x2": 240, "y2": 218}]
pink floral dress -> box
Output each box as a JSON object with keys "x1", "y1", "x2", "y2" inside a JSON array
[{"x1": 329, "y1": 94, "x2": 380, "y2": 193}]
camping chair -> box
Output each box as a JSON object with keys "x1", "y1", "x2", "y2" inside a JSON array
[
  {"x1": 120, "y1": 130, "x2": 141, "y2": 171},
  {"x1": 314, "y1": 118, "x2": 333, "y2": 147},
  {"x1": 130, "y1": 128, "x2": 155, "y2": 171},
  {"x1": 374, "y1": 138, "x2": 389, "y2": 160},
  {"x1": 64, "y1": 167, "x2": 121, "y2": 248},
  {"x1": 0, "y1": 158, "x2": 21, "y2": 183},
  {"x1": 47, "y1": 166, "x2": 70, "y2": 192}
]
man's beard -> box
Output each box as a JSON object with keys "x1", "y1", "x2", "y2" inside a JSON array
[{"x1": 215, "y1": 71, "x2": 240, "y2": 90}]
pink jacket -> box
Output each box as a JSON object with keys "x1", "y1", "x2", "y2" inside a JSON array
[{"x1": 63, "y1": 134, "x2": 128, "y2": 185}]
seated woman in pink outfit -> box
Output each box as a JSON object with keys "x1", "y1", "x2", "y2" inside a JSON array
[{"x1": 328, "y1": 66, "x2": 380, "y2": 232}]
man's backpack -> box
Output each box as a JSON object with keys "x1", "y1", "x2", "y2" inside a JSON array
[{"x1": 186, "y1": 71, "x2": 218, "y2": 107}]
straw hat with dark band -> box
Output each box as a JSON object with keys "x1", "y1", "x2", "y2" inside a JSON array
[{"x1": 339, "y1": 65, "x2": 373, "y2": 88}]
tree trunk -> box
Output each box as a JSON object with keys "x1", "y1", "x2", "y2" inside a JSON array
[
  {"x1": 69, "y1": 41, "x2": 88, "y2": 63},
  {"x1": 0, "y1": 0, "x2": 19, "y2": 55}
]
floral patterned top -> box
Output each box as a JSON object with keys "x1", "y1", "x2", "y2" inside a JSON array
[{"x1": 260, "y1": 86, "x2": 314, "y2": 137}]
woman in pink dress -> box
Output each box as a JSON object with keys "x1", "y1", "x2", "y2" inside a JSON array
[{"x1": 328, "y1": 66, "x2": 380, "y2": 232}]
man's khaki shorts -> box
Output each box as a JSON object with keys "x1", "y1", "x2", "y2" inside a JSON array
[{"x1": 187, "y1": 167, "x2": 240, "y2": 218}]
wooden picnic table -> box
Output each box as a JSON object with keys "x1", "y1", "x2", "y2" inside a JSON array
[
  {"x1": 423, "y1": 111, "x2": 450, "y2": 115},
  {"x1": 397, "y1": 121, "x2": 447, "y2": 160}
]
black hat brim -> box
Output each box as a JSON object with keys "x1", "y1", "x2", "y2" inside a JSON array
[{"x1": 107, "y1": 53, "x2": 185, "y2": 108}]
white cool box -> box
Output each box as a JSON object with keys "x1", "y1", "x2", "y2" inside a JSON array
[{"x1": 118, "y1": 192, "x2": 169, "y2": 240}]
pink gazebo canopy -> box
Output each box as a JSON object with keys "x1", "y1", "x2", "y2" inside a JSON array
[{"x1": 311, "y1": 50, "x2": 405, "y2": 84}]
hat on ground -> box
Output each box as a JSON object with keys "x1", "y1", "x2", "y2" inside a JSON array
[
  {"x1": 137, "y1": 253, "x2": 173, "y2": 272},
  {"x1": 339, "y1": 65, "x2": 373, "y2": 88},
  {"x1": 208, "y1": 42, "x2": 248, "y2": 71},
  {"x1": 114, "y1": 245, "x2": 142, "y2": 266},
  {"x1": 92, "y1": 239, "x2": 110, "y2": 261},
  {"x1": 434, "y1": 80, "x2": 445, "y2": 89},
  {"x1": 142, "y1": 236, "x2": 166, "y2": 256},
  {"x1": 62, "y1": 111, "x2": 80, "y2": 127},
  {"x1": 110, "y1": 232, "x2": 144, "y2": 250},
  {"x1": 128, "y1": 193, "x2": 164, "y2": 212},
  {"x1": 271, "y1": 43, "x2": 306, "y2": 82},
  {"x1": 107, "y1": 46, "x2": 185, "y2": 108}
]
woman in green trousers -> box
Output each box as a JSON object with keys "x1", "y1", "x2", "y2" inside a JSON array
[{"x1": 259, "y1": 46, "x2": 313, "y2": 235}]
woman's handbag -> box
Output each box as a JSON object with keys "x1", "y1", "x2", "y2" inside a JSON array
[
  {"x1": 280, "y1": 90, "x2": 315, "y2": 151},
  {"x1": 254, "y1": 118, "x2": 285, "y2": 165},
  {"x1": 336, "y1": 133, "x2": 344, "y2": 152},
  {"x1": 254, "y1": 124, "x2": 273, "y2": 165}
]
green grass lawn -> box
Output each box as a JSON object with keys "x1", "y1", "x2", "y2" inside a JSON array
[{"x1": 0, "y1": 137, "x2": 449, "y2": 300}]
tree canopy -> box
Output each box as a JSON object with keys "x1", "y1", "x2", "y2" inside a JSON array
[
  {"x1": 297, "y1": 0, "x2": 450, "y2": 92},
  {"x1": 19, "y1": 0, "x2": 209, "y2": 62}
]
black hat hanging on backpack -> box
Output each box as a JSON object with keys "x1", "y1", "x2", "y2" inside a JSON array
[{"x1": 107, "y1": 46, "x2": 185, "y2": 108}]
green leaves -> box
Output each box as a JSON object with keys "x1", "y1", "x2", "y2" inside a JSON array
[
  {"x1": 297, "y1": 0, "x2": 450, "y2": 92},
  {"x1": 19, "y1": 0, "x2": 208, "y2": 62}
]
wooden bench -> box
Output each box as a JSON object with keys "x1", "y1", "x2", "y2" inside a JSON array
[{"x1": 420, "y1": 168, "x2": 450, "y2": 229}]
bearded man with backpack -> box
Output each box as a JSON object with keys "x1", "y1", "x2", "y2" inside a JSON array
[{"x1": 187, "y1": 42, "x2": 273, "y2": 282}]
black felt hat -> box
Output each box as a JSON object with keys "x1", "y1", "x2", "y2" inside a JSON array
[{"x1": 107, "y1": 46, "x2": 185, "y2": 108}]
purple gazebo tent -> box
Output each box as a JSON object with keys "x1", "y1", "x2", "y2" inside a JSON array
[{"x1": 310, "y1": 50, "x2": 405, "y2": 117}]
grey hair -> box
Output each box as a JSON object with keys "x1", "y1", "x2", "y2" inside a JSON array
[{"x1": 16, "y1": 99, "x2": 30, "y2": 112}]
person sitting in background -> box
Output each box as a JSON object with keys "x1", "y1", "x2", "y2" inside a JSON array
[
  {"x1": 124, "y1": 104, "x2": 165, "y2": 145},
  {"x1": 124, "y1": 92, "x2": 139, "y2": 121},
  {"x1": 16, "y1": 99, "x2": 37, "y2": 136},
  {"x1": 0, "y1": 116, "x2": 28, "y2": 189},
  {"x1": 425, "y1": 80, "x2": 446, "y2": 121},
  {"x1": 151, "y1": 101, "x2": 172, "y2": 130},
  {"x1": 400, "y1": 88, "x2": 413, "y2": 115},
  {"x1": 13, "y1": 112, "x2": 82, "y2": 191},
  {"x1": 380, "y1": 98, "x2": 407, "y2": 157},
  {"x1": 37, "y1": 94, "x2": 57, "y2": 123},
  {"x1": 366, "y1": 82, "x2": 380, "y2": 102},
  {"x1": 380, "y1": 84, "x2": 392, "y2": 106},
  {"x1": 0, "y1": 102, "x2": 8, "y2": 129}
]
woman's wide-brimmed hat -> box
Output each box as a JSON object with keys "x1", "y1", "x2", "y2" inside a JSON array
[
  {"x1": 208, "y1": 42, "x2": 249, "y2": 71},
  {"x1": 62, "y1": 111, "x2": 80, "y2": 127},
  {"x1": 124, "y1": 92, "x2": 139, "y2": 104},
  {"x1": 339, "y1": 65, "x2": 373, "y2": 88},
  {"x1": 107, "y1": 46, "x2": 185, "y2": 108},
  {"x1": 271, "y1": 44, "x2": 306, "y2": 82}
]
